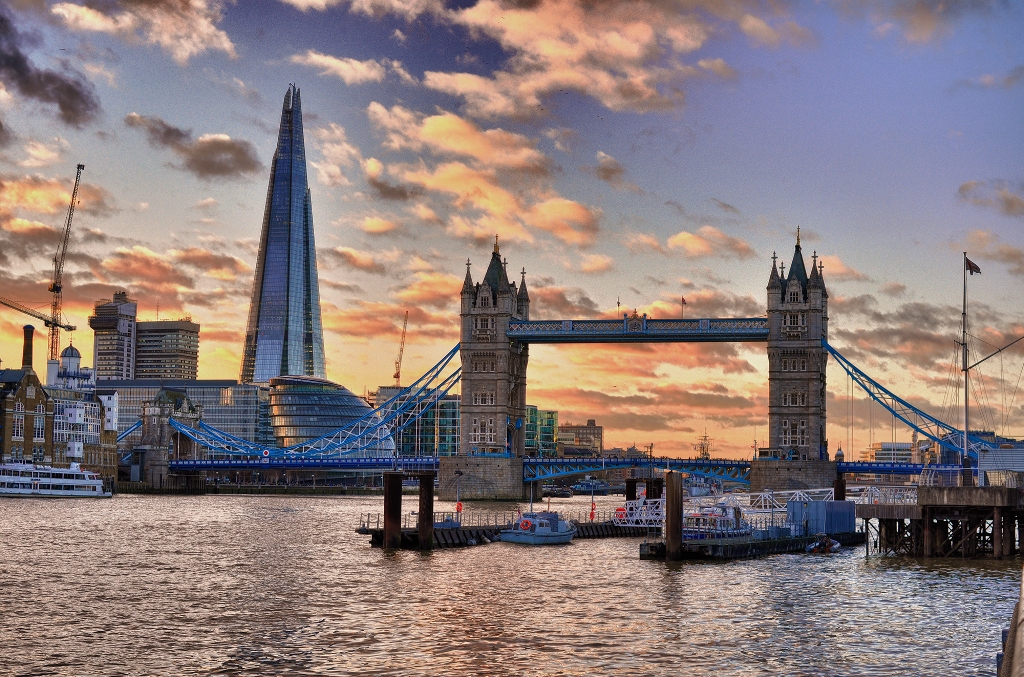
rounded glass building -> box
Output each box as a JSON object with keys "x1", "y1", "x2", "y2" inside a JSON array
[{"x1": 268, "y1": 376, "x2": 379, "y2": 448}]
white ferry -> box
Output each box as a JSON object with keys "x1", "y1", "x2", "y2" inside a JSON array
[{"x1": 0, "y1": 463, "x2": 111, "y2": 498}]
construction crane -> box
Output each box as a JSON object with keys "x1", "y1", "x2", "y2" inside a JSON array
[
  {"x1": 393, "y1": 310, "x2": 409, "y2": 386},
  {"x1": 47, "y1": 163, "x2": 85, "y2": 360},
  {"x1": 0, "y1": 295, "x2": 75, "y2": 332}
]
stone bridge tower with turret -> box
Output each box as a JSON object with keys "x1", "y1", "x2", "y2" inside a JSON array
[
  {"x1": 459, "y1": 238, "x2": 530, "y2": 456},
  {"x1": 766, "y1": 232, "x2": 829, "y2": 460}
]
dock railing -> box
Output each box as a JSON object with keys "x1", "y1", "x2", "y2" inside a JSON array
[{"x1": 358, "y1": 509, "x2": 624, "y2": 531}]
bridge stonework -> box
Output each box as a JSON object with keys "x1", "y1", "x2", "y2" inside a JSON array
[
  {"x1": 766, "y1": 237, "x2": 829, "y2": 460},
  {"x1": 459, "y1": 239, "x2": 530, "y2": 456}
]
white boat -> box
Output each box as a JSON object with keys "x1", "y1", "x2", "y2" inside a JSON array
[
  {"x1": 0, "y1": 462, "x2": 111, "y2": 498},
  {"x1": 500, "y1": 511, "x2": 577, "y2": 545}
]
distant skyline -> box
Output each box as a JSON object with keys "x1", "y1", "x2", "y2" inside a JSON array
[{"x1": 0, "y1": 1, "x2": 1021, "y2": 457}]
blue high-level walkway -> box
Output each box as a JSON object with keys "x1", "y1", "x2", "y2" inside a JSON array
[{"x1": 507, "y1": 317, "x2": 769, "y2": 343}]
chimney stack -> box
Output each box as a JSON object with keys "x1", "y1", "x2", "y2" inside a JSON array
[{"x1": 22, "y1": 325, "x2": 34, "y2": 371}]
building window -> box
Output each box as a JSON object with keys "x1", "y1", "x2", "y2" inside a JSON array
[
  {"x1": 798, "y1": 420, "x2": 808, "y2": 446},
  {"x1": 472, "y1": 391, "x2": 495, "y2": 406},
  {"x1": 788, "y1": 289, "x2": 799, "y2": 303},
  {"x1": 800, "y1": 359, "x2": 807, "y2": 371},
  {"x1": 781, "y1": 420, "x2": 791, "y2": 446},
  {"x1": 26, "y1": 386, "x2": 35, "y2": 399},
  {"x1": 32, "y1": 415, "x2": 45, "y2": 442},
  {"x1": 14, "y1": 401, "x2": 24, "y2": 413},
  {"x1": 781, "y1": 359, "x2": 788, "y2": 371},
  {"x1": 480, "y1": 296, "x2": 490, "y2": 307},
  {"x1": 12, "y1": 415, "x2": 24, "y2": 440},
  {"x1": 782, "y1": 393, "x2": 789, "y2": 406}
]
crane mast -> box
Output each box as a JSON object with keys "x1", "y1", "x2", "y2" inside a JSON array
[
  {"x1": 48, "y1": 163, "x2": 84, "y2": 361},
  {"x1": 393, "y1": 310, "x2": 409, "y2": 386}
]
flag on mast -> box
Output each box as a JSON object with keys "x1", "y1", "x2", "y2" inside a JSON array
[{"x1": 966, "y1": 257, "x2": 981, "y2": 275}]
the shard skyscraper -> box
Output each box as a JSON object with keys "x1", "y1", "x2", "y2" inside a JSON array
[{"x1": 241, "y1": 85, "x2": 326, "y2": 383}]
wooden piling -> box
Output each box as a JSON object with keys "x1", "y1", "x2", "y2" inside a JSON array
[
  {"x1": 417, "y1": 471, "x2": 435, "y2": 551},
  {"x1": 383, "y1": 471, "x2": 403, "y2": 550},
  {"x1": 1005, "y1": 511, "x2": 1015, "y2": 557},
  {"x1": 923, "y1": 507, "x2": 934, "y2": 558},
  {"x1": 833, "y1": 474, "x2": 846, "y2": 501},
  {"x1": 665, "y1": 471, "x2": 683, "y2": 561},
  {"x1": 648, "y1": 476, "x2": 664, "y2": 500},
  {"x1": 995, "y1": 507, "x2": 1004, "y2": 559},
  {"x1": 625, "y1": 478, "x2": 637, "y2": 501}
]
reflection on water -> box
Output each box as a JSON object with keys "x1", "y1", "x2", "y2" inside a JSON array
[{"x1": 0, "y1": 494, "x2": 1017, "y2": 676}]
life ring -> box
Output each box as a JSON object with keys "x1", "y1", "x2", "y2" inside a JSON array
[
  {"x1": 519, "y1": 519, "x2": 532, "y2": 530},
  {"x1": 456, "y1": 501, "x2": 463, "y2": 513},
  {"x1": 614, "y1": 507, "x2": 627, "y2": 518}
]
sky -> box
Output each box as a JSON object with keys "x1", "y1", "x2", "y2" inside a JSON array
[{"x1": 0, "y1": 0, "x2": 1022, "y2": 459}]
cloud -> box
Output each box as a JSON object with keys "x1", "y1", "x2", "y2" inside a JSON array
[
  {"x1": 322, "y1": 246, "x2": 387, "y2": 274},
  {"x1": 529, "y1": 285, "x2": 600, "y2": 319},
  {"x1": 0, "y1": 6, "x2": 101, "y2": 127},
  {"x1": 738, "y1": 14, "x2": 813, "y2": 49},
  {"x1": 0, "y1": 173, "x2": 116, "y2": 217},
  {"x1": 710, "y1": 197, "x2": 740, "y2": 214},
  {"x1": 580, "y1": 254, "x2": 613, "y2": 274},
  {"x1": 19, "y1": 137, "x2": 69, "y2": 168},
  {"x1": 290, "y1": 50, "x2": 387, "y2": 85},
  {"x1": 963, "y1": 229, "x2": 1024, "y2": 276},
  {"x1": 361, "y1": 216, "x2": 400, "y2": 234},
  {"x1": 667, "y1": 225, "x2": 755, "y2": 260},
  {"x1": 364, "y1": 157, "x2": 421, "y2": 200},
  {"x1": 624, "y1": 232, "x2": 665, "y2": 254},
  {"x1": 310, "y1": 123, "x2": 362, "y2": 187},
  {"x1": 958, "y1": 180, "x2": 1024, "y2": 219},
  {"x1": 583, "y1": 151, "x2": 641, "y2": 192},
  {"x1": 394, "y1": 271, "x2": 462, "y2": 308},
  {"x1": 818, "y1": 254, "x2": 870, "y2": 282},
  {"x1": 124, "y1": 113, "x2": 263, "y2": 180},
  {"x1": 170, "y1": 247, "x2": 248, "y2": 281},
  {"x1": 956, "y1": 65, "x2": 1024, "y2": 90},
  {"x1": 100, "y1": 246, "x2": 195, "y2": 291},
  {"x1": 856, "y1": 0, "x2": 1003, "y2": 44},
  {"x1": 697, "y1": 58, "x2": 738, "y2": 80},
  {"x1": 51, "y1": 0, "x2": 236, "y2": 65},
  {"x1": 368, "y1": 102, "x2": 549, "y2": 172},
  {"x1": 524, "y1": 198, "x2": 600, "y2": 247},
  {"x1": 880, "y1": 281, "x2": 906, "y2": 297}
]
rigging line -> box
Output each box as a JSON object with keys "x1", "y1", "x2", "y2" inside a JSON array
[
  {"x1": 1008, "y1": 362, "x2": 1024, "y2": 434},
  {"x1": 967, "y1": 332, "x2": 999, "y2": 350},
  {"x1": 971, "y1": 334, "x2": 998, "y2": 432}
]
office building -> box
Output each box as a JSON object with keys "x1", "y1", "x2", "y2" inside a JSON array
[
  {"x1": 136, "y1": 319, "x2": 200, "y2": 380},
  {"x1": 89, "y1": 291, "x2": 138, "y2": 380},
  {"x1": 558, "y1": 419, "x2": 604, "y2": 455},
  {"x1": 269, "y1": 376, "x2": 372, "y2": 448},
  {"x1": 525, "y1": 405, "x2": 558, "y2": 457},
  {"x1": 240, "y1": 85, "x2": 326, "y2": 384},
  {"x1": 375, "y1": 386, "x2": 460, "y2": 456}
]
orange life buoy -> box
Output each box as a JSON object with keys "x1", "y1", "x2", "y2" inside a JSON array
[
  {"x1": 456, "y1": 501, "x2": 463, "y2": 513},
  {"x1": 615, "y1": 507, "x2": 626, "y2": 517},
  {"x1": 519, "y1": 519, "x2": 532, "y2": 530}
]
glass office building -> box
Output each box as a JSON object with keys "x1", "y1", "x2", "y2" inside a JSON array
[
  {"x1": 268, "y1": 376, "x2": 374, "y2": 447},
  {"x1": 241, "y1": 85, "x2": 326, "y2": 384},
  {"x1": 375, "y1": 386, "x2": 460, "y2": 456}
]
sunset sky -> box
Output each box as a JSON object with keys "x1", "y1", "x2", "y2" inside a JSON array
[{"x1": 0, "y1": 0, "x2": 1022, "y2": 458}]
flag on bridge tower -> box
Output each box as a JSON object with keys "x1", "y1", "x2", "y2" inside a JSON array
[{"x1": 966, "y1": 257, "x2": 981, "y2": 275}]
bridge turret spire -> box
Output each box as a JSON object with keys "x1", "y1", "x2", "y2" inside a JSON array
[{"x1": 462, "y1": 258, "x2": 474, "y2": 293}]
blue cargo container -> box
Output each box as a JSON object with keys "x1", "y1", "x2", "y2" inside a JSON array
[{"x1": 787, "y1": 500, "x2": 855, "y2": 535}]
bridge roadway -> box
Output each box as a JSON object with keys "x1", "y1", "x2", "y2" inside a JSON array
[{"x1": 168, "y1": 456, "x2": 964, "y2": 484}]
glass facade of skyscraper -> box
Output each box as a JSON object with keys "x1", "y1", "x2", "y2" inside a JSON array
[
  {"x1": 241, "y1": 85, "x2": 326, "y2": 384},
  {"x1": 268, "y1": 376, "x2": 373, "y2": 447}
]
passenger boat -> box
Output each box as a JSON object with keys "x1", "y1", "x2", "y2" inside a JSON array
[
  {"x1": 542, "y1": 484, "x2": 573, "y2": 498},
  {"x1": 571, "y1": 479, "x2": 609, "y2": 495},
  {"x1": 0, "y1": 463, "x2": 111, "y2": 498},
  {"x1": 681, "y1": 505, "x2": 751, "y2": 540},
  {"x1": 805, "y1": 533, "x2": 841, "y2": 554},
  {"x1": 500, "y1": 511, "x2": 577, "y2": 545}
]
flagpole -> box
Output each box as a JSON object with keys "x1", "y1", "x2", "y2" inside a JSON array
[{"x1": 962, "y1": 251, "x2": 970, "y2": 482}]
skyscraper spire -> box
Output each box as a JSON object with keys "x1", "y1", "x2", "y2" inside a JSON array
[{"x1": 240, "y1": 85, "x2": 325, "y2": 383}]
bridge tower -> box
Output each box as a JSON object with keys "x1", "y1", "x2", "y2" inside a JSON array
[
  {"x1": 459, "y1": 238, "x2": 530, "y2": 456},
  {"x1": 766, "y1": 231, "x2": 829, "y2": 460}
]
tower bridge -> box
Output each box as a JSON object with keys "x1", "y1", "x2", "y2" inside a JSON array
[{"x1": 159, "y1": 233, "x2": 982, "y2": 498}]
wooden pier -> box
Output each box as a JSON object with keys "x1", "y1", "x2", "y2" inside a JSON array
[
  {"x1": 640, "y1": 531, "x2": 866, "y2": 561},
  {"x1": 361, "y1": 521, "x2": 654, "y2": 549}
]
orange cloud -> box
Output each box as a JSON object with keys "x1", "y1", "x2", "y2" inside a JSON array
[
  {"x1": 667, "y1": 225, "x2": 755, "y2": 260},
  {"x1": 394, "y1": 271, "x2": 462, "y2": 308}
]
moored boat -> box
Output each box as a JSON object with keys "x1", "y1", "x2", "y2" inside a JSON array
[
  {"x1": 806, "y1": 533, "x2": 841, "y2": 554},
  {"x1": 500, "y1": 511, "x2": 577, "y2": 545},
  {"x1": 0, "y1": 462, "x2": 111, "y2": 498}
]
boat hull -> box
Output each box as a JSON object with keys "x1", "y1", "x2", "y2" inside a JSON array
[{"x1": 500, "y1": 528, "x2": 576, "y2": 545}]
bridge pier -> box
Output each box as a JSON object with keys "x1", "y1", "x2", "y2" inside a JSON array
[
  {"x1": 418, "y1": 472, "x2": 435, "y2": 552},
  {"x1": 438, "y1": 456, "x2": 527, "y2": 501},
  {"x1": 664, "y1": 471, "x2": 683, "y2": 561},
  {"x1": 625, "y1": 478, "x2": 637, "y2": 501},
  {"x1": 383, "y1": 471, "x2": 403, "y2": 550}
]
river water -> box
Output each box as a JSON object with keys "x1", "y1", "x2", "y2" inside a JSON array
[{"x1": 1, "y1": 493, "x2": 1018, "y2": 676}]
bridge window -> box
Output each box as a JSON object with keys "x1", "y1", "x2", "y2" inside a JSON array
[
  {"x1": 781, "y1": 420, "x2": 791, "y2": 446},
  {"x1": 472, "y1": 391, "x2": 496, "y2": 406},
  {"x1": 798, "y1": 420, "x2": 808, "y2": 446},
  {"x1": 480, "y1": 296, "x2": 490, "y2": 308},
  {"x1": 781, "y1": 359, "x2": 788, "y2": 371},
  {"x1": 800, "y1": 359, "x2": 807, "y2": 371},
  {"x1": 788, "y1": 289, "x2": 799, "y2": 303}
]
